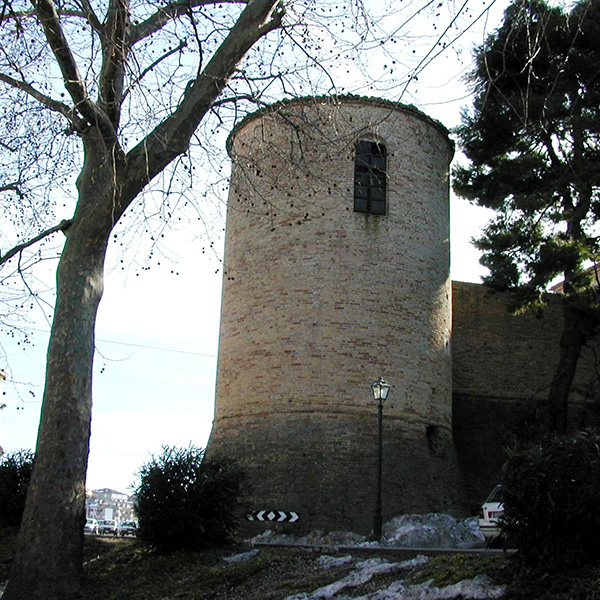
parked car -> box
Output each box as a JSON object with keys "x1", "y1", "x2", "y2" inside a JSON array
[
  {"x1": 478, "y1": 485, "x2": 504, "y2": 543},
  {"x1": 84, "y1": 518, "x2": 99, "y2": 535},
  {"x1": 99, "y1": 519, "x2": 118, "y2": 535},
  {"x1": 118, "y1": 521, "x2": 138, "y2": 536}
]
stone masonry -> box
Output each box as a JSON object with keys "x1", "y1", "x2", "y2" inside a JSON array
[
  {"x1": 206, "y1": 95, "x2": 600, "y2": 533},
  {"x1": 207, "y1": 96, "x2": 466, "y2": 534},
  {"x1": 452, "y1": 281, "x2": 600, "y2": 510}
]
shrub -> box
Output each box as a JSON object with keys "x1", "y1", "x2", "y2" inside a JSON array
[
  {"x1": 500, "y1": 430, "x2": 600, "y2": 570},
  {"x1": 133, "y1": 445, "x2": 247, "y2": 553},
  {"x1": 0, "y1": 449, "x2": 34, "y2": 527}
]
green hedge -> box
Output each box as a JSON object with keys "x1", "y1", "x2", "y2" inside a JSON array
[
  {"x1": 134, "y1": 445, "x2": 247, "y2": 553},
  {"x1": 501, "y1": 430, "x2": 600, "y2": 570},
  {"x1": 0, "y1": 449, "x2": 34, "y2": 527}
]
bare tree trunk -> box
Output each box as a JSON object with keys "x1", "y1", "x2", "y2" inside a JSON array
[
  {"x1": 3, "y1": 4, "x2": 283, "y2": 596},
  {"x1": 4, "y1": 226, "x2": 108, "y2": 600},
  {"x1": 548, "y1": 299, "x2": 595, "y2": 435},
  {"x1": 4, "y1": 136, "x2": 115, "y2": 599}
]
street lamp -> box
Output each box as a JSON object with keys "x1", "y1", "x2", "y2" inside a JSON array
[{"x1": 371, "y1": 376, "x2": 391, "y2": 541}]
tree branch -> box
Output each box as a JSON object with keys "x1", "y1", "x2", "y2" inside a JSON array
[
  {"x1": 0, "y1": 181, "x2": 25, "y2": 198},
  {"x1": 31, "y1": 0, "x2": 115, "y2": 139},
  {"x1": 0, "y1": 72, "x2": 83, "y2": 127},
  {"x1": 77, "y1": 0, "x2": 102, "y2": 33},
  {"x1": 123, "y1": 39, "x2": 187, "y2": 100},
  {"x1": 128, "y1": 0, "x2": 246, "y2": 46},
  {"x1": 98, "y1": 0, "x2": 130, "y2": 125},
  {"x1": 0, "y1": 8, "x2": 91, "y2": 24},
  {"x1": 122, "y1": 0, "x2": 284, "y2": 202},
  {"x1": 0, "y1": 220, "x2": 73, "y2": 267}
]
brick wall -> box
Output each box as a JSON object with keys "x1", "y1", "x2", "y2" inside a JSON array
[
  {"x1": 207, "y1": 97, "x2": 466, "y2": 534},
  {"x1": 452, "y1": 281, "x2": 600, "y2": 510},
  {"x1": 206, "y1": 97, "x2": 600, "y2": 530}
]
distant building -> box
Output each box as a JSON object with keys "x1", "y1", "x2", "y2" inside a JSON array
[{"x1": 86, "y1": 488, "x2": 136, "y2": 523}]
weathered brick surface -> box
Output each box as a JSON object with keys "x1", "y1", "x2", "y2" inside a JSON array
[
  {"x1": 452, "y1": 281, "x2": 600, "y2": 510},
  {"x1": 206, "y1": 97, "x2": 600, "y2": 530},
  {"x1": 207, "y1": 97, "x2": 466, "y2": 534},
  {"x1": 453, "y1": 282, "x2": 564, "y2": 400}
]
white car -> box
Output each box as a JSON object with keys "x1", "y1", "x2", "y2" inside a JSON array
[
  {"x1": 84, "y1": 518, "x2": 99, "y2": 535},
  {"x1": 118, "y1": 521, "x2": 138, "y2": 536},
  {"x1": 478, "y1": 485, "x2": 504, "y2": 542},
  {"x1": 99, "y1": 519, "x2": 118, "y2": 535}
]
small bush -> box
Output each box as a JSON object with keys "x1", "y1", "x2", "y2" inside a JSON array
[
  {"x1": 134, "y1": 445, "x2": 247, "y2": 553},
  {"x1": 500, "y1": 430, "x2": 600, "y2": 571},
  {"x1": 0, "y1": 449, "x2": 34, "y2": 527}
]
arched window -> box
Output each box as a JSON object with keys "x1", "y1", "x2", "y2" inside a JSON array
[{"x1": 353, "y1": 140, "x2": 387, "y2": 215}]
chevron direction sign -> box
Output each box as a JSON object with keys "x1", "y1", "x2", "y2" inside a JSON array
[{"x1": 247, "y1": 510, "x2": 299, "y2": 523}]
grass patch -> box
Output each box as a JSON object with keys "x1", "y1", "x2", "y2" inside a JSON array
[
  {"x1": 270, "y1": 569, "x2": 354, "y2": 597},
  {"x1": 81, "y1": 541, "x2": 358, "y2": 600},
  {"x1": 406, "y1": 553, "x2": 507, "y2": 587},
  {"x1": 4, "y1": 529, "x2": 600, "y2": 600},
  {"x1": 82, "y1": 542, "x2": 270, "y2": 600}
]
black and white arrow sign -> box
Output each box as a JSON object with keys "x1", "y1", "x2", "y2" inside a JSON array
[{"x1": 247, "y1": 510, "x2": 299, "y2": 523}]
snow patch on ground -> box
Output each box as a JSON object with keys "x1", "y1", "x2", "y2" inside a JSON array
[
  {"x1": 251, "y1": 513, "x2": 485, "y2": 549},
  {"x1": 283, "y1": 555, "x2": 504, "y2": 600},
  {"x1": 284, "y1": 557, "x2": 411, "y2": 600},
  {"x1": 383, "y1": 514, "x2": 484, "y2": 549},
  {"x1": 346, "y1": 574, "x2": 505, "y2": 600},
  {"x1": 317, "y1": 555, "x2": 357, "y2": 569},
  {"x1": 256, "y1": 514, "x2": 503, "y2": 600},
  {"x1": 223, "y1": 548, "x2": 260, "y2": 563}
]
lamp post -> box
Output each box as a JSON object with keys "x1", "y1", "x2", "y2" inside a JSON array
[{"x1": 371, "y1": 376, "x2": 391, "y2": 541}]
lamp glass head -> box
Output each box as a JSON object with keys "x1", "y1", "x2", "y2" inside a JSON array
[{"x1": 371, "y1": 377, "x2": 391, "y2": 402}]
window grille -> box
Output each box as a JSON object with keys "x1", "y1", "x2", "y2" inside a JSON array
[{"x1": 353, "y1": 140, "x2": 387, "y2": 215}]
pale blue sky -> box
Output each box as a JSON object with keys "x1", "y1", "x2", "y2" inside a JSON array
[
  {"x1": 2, "y1": 234, "x2": 224, "y2": 493},
  {"x1": 0, "y1": 193, "x2": 490, "y2": 495},
  {"x1": 1, "y1": 0, "x2": 505, "y2": 494}
]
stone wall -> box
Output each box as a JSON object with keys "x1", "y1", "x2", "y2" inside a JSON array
[
  {"x1": 452, "y1": 281, "x2": 600, "y2": 511},
  {"x1": 206, "y1": 96, "x2": 600, "y2": 532},
  {"x1": 207, "y1": 97, "x2": 466, "y2": 534}
]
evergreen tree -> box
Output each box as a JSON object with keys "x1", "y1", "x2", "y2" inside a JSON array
[
  {"x1": 454, "y1": 0, "x2": 600, "y2": 434},
  {"x1": 134, "y1": 446, "x2": 246, "y2": 553}
]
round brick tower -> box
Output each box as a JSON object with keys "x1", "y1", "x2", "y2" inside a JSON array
[{"x1": 207, "y1": 96, "x2": 466, "y2": 534}]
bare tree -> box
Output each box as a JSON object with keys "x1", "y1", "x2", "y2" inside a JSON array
[
  {"x1": 2, "y1": 2, "x2": 287, "y2": 598},
  {"x1": 0, "y1": 0, "x2": 501, "y2": 598}
]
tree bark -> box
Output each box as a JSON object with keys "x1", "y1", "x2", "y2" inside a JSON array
[
  {"x1": 3, "y1": 2, "x2": 283, "y2": 597},
  {"x1": 4, "y1": 136, "x2": 116, "y2": 600},
  {"x1": 547, "y1": 298, "x2": 595, "y2": 435},
  {"x1": 3, "y1": 222, "x2": 109, "y2": 600}
]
